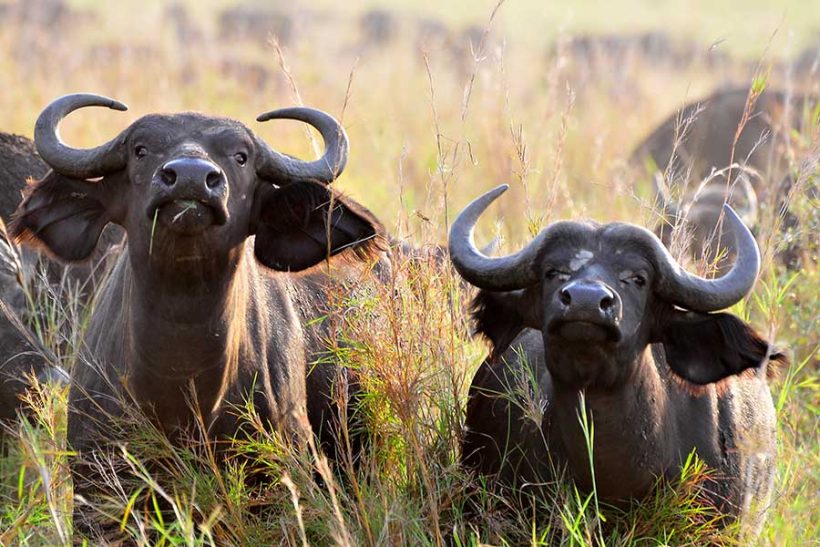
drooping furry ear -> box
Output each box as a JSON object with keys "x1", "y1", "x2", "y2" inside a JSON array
[
  {"x1": 659, "y1": 310, "x2": 788, "y2": 385},
  {"x1": 10, "y1": 171, "x2": 124, "y2": 262},
  {"x1": 471, "y1": 287, "x2": 542, "y2": 359},
  {"x1": 251, "y1": 180, "x2": 385, "y2": 272}
]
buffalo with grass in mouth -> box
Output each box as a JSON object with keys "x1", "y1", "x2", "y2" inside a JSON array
[
  {"x1": 150, "y1": 198, "x2": 228, "y2": 235},
  {"x1": 10, "y1": 93, "x2": 386, "y2": 540}
]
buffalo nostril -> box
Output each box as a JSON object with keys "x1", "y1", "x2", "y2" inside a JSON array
[
  {"x1": 205, "y1": 170, "x2": 223, "y2": 189},
  {"x1": 160, "y1": 167, "x2": 177, "y2": 186},
  {"x1": 560, "y1": 288, "x2": 572, "y2": 306},
  {"x1": 600, "y1": 294, "x2": 615, "y2": 311}
]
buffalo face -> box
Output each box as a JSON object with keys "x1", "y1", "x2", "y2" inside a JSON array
[
  {"x1": 533, "y1": 239, "x2": 655, "y2": 388},
  {"x1": 453, "y1": 185, "x2": 774, "y2": 390},
  {"x1": 119, "y1": 115, "x2": 259, "y2": 268},
  {"x1": 11, "y1": 94, "x2": 380, "y2": 278}
]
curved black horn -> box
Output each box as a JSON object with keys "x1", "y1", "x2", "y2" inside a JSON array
[
  {"x1": 449, "y1": 185, "x2": 579, "y2": 291},
  {"x1": 606, "y1": 204, "x2": 760, "y2": 312},
  {"x1": 34, "y1": 93, "x2": 129, "y2": 179},
  {"x1": 453, "y1": 187, "x2": 760, "y2": 310},
  {"x1": 255, "y1": 107, "x2": 348, "y2": 184}
]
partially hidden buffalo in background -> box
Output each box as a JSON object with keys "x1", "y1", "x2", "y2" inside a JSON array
[
  {"x1": 0, "y1": 132, "x2": 47, "y2": 223},
  {"x1": 0, "y1": 134, "x2": 69, "y2": 433},
  {"x1": 0, "y1": 132, "x2": 47, "y2": 318},
  {"x1": 451, "y1": 185, "x2": 786, "y2": 536},
  {"x1": 0, "y1": 223, "x2": 67, "y2": 431},
  {"x1": 0, "y1": 131, "x2": 122, "y2": 303},
  {"x1": 11, "y1": 94, "x2": 385, "y2": 539},
  {"x1": 631, "y1": 87, "x2": 817, "y2": 269}
]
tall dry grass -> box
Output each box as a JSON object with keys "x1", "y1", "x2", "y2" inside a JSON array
[{"x1": 0, "y1": 0, "x2": 817, "y2": 544}]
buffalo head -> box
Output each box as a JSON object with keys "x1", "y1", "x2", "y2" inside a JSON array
[
  {"x1": 450, "y1": 185, "x2": 771, "y2": 390},
  {"x1": 11, "y1": 93, "x2": 379, "y2": 278}
]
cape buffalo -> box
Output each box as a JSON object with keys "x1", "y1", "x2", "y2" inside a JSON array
[
  {"x1": 657, "y1": 171, "x2": 760, "y2": 273},
  {"x1": 631, "y1": 87, "x2": 816, "y2": 268},
  {"x1": 359, "y1": 9, "x2": 398, "y2": 46},
  {"x1": 451, "y1": 185, "x2": 785, "y2": 535},
  {"x1": 11, "y1": 93, "x2": 385, "y2": 538},
  {"x1": 631, "y1": 88, "x2": 813, "y2": 201}
]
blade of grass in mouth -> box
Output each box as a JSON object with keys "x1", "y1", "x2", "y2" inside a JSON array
[
  {"x1": 172, "y1": 200, "x2": 199, "y2": 223},
  {"x1": 149, "y1": 208, "x2": 159, "y2": 257}
]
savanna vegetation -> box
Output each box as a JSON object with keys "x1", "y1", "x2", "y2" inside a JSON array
[{"x1": 0, "y1": 0, "x2": 817, "y2": 544}]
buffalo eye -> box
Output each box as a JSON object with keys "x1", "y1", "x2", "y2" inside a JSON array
[
  {"x1": 134, "y1": 145, "x2": 148, "y2": 159},
  {"x1": 234, "y1": 152, "x2": 248, "y2": 166},
  {"x1": 620, "y1": 273, "x2": 647, "y2": 287},
  {"x1": 546, "y1": 268, "x2": 570, "y2": 281}
]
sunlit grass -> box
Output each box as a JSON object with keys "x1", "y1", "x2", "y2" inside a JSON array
[{"x1": 0, "y1": 0, "x2": 817, "y2": 544}]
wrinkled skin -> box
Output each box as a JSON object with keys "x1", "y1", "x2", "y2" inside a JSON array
[
  {"x1": 632, "y1": 88, "x2": 816, "y2": 268},
  {"x1": 12, "y1": 103, "x2": 384, "y2": 539},
  {"x1": 454, "y1": 191, "x2": 785, "y2": 537}
]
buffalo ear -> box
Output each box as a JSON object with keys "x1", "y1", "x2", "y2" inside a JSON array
[
  {"x1": 657, "y1": 310, "x2": 788, "y2": 385},
  {"x1": 471, "y1": 287, "x2": 542, "y2": 359},
  {"x1": 251, "y1": 181, "x2": 383, "y2": 272},
  {"x1": 9, "y1": 171, "x2": 123, "y2": 262}
]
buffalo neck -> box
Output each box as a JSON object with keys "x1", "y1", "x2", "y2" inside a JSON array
[
  {"x1": 548, "y1": 347, "x2": 677, "y2": 499},
  {"x1": 121, "y1": 241, "x2": 258, "y2": 412}
]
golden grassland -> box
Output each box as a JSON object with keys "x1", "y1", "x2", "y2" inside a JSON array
[{"x1": 0, "y1": 0, "x2": 817, "y2": 544}]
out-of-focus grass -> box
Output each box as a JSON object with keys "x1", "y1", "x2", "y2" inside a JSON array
[
  {"x1": 62, "y1": 0, "x2": 820, "y2": 56},
  {"x1": 0, "y1": 0, "x2": 817, "y2": 544}
]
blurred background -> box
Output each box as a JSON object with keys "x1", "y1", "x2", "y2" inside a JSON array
[
  {"x1": 0, "y1": 2, "x2": 817, "y2": 543},
  {"x1": 0, "y1": 0, "x2": 816, "y2": 241}
]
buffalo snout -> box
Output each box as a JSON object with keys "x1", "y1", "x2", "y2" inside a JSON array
[
  {"x1": 148, "y1": 157, "x2": 229, "y2": 233},
  {"x1": 559, "y1": 280, "x2": 617, "y2": 313},
  {"x1": 156, "y1": 157, "x2": 226, "y2": 192},
  {"x1": 550, "y1": 280, "x2": 622, "y2": 342}
]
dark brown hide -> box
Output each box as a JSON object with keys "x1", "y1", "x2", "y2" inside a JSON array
[
  {"x1": 0, "y1": 136, "x2": 69, "y2": 430},
  {"x1": 657, "y1": 174, "x2": 759, "y2": 274},
  {"x1": 11, "y1": 96, "x2": 384, "y2": 540},
  {"x1": 453, "y1": 188, "x2": 785, "y2": 536},
  {"x1": 0, "y1": 132, "x2": 46, "y2": 221},
  {"x1": 631, "y1": 88, "x2": 812, "y2": 194}
]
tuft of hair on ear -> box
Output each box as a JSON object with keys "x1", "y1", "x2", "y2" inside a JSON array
[
  {"x1": 8, "y1": 174, "x2": 59, "y2": 257},
  {"x1": 712, "y1": 315, "x2": 789, "y2": 373},
  {"x1": 763, "y1": 343, "x2": 790, "y2": 381},
  {"x1": 470, "y1": 290, "x2": 526, "y2": 360},
  {"x1": 8, "y1": 171, "x2": 113, "y2": 263},
  {"x1": 661, "y1": 310, "x2": 789, "y2": 388},
  {"x1": 254, "y1": 180, "x2": 387, "y2": 271},
  {"x1": 328, "y1": 189, "x2": 388, "y2": 263}
]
